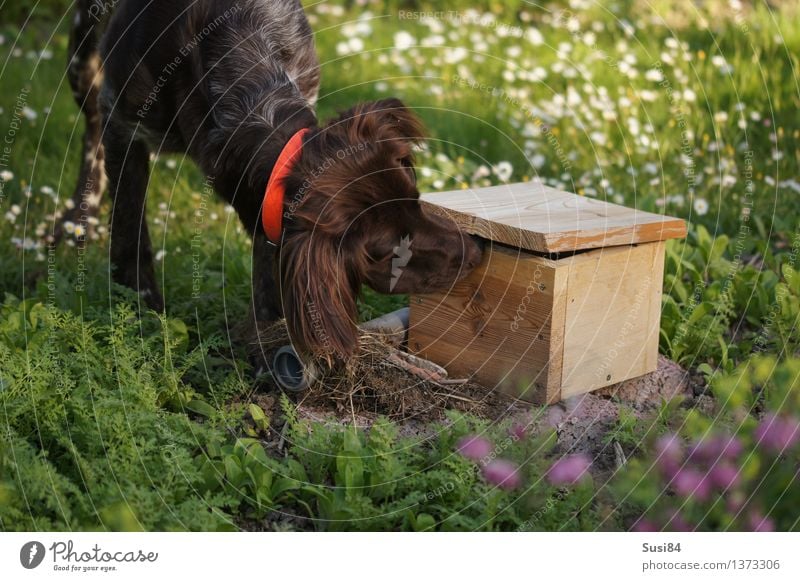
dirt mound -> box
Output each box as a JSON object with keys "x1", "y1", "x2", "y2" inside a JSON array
[
  {"x1": 249, "y1": 321, "x2": 698, "y2": 468},
  {"x1": 249, "y1": 320, "x2": 514, "y2": 423}
]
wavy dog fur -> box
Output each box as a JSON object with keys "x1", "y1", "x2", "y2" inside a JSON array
[{"x1": 62, "y1": 0, "x2": 483, "y2": 365}]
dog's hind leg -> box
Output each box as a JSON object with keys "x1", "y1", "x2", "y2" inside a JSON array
[
  {"x1": 104, "y1": 116, "x2": 163, "y2": 311},
  {"x1": 54, "y1": 0, "x2": 107, "y2": 244}
]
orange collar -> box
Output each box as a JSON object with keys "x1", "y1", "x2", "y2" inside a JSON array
[{"x1": 261, "y1": 127, "x2": 309, "y2": 243}]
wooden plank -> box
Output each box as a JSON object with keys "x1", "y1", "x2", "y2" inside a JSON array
[
  {"x1": 421, "y1": 181, "x2": 686, "y2": 254},
  {"x1": 559, "y1": 242, "x2": 665, "y2": 398},
  {"x1": 408, "y1": 244, "x2": 562, "y2": 403}
]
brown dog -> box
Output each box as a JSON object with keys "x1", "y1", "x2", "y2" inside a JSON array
[{"x1": 60, "y1": 0, "x2": 483, "y2": 364}]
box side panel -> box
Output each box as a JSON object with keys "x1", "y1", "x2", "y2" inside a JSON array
[
  {"x1": 560, "y1": 242, "x2": 665, "y2": 398},
  {"x1": 409, "y1": 244, "x2": 559, "y2": 403}
]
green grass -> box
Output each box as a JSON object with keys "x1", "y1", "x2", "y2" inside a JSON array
[{"x1": 0, "y1": 0, "x2": 799, "y2": 531}]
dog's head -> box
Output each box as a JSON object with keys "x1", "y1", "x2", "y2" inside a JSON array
[{"x1": 279, "y1": 98, "x2": 483, "y2": 364}]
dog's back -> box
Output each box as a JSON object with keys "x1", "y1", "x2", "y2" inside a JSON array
[
  {"x1": 100, "y1": 0, "x2": 319, "y2": 152},
  {"x1": 58, "y1": 0, "x2": 320, "y2": 243}
]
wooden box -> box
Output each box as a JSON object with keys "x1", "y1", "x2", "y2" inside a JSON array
[{"x1": 408, "y1": 182, "x2": 686, "y2": 404}]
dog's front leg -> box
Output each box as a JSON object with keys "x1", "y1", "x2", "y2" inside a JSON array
[
  {"x1": 105, "y1": 117, "x2": 164, "y2": 311},
  {"x1": 248, "y1": 233, "x2": 283, "y2": 375},
  {"x1": 251, "y1": 232, "x2": 283, "y2": 322}
]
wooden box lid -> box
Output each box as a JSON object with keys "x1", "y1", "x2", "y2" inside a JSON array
[{"x1": 421, "y1": 181, "x2": 687, "y2": 254}]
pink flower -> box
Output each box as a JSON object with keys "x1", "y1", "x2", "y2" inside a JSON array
[
  {"x1": 688, "y1": 434, "x2": 743, "y2": 463},
  {"x1": 655, "y1": 433, "x2": 682, "y2": 477},
  {"x1": 456, "y1": 435, "x2": 492, "y2": 461},
  {"x1": 546, "y1": 454, "x2": 591, "y2": 486},
  {"x1": 754, "y1": 414, "x2": 800, "y2": 454},
  {"x1": 671, "y1": 468, "x2": 711, "y2": 501},
  {"x1": 632, "y1": 518, "x2": 659, "y2": 532},
  {"x1": 667, "y1": 509, "x2": 693, "y2": 532},
  {"x1": 709, "y1": 463, "x2": 739, "y2": 490},
  {"x1": 509, "y1": 423, "x2": 528, "y2": 441},
  {"x1": 482, "y1": 459, "x2": 522, "y2": 490},
  {"x1": 748, "y1": 511, "x2": 775, "y2": 532}
]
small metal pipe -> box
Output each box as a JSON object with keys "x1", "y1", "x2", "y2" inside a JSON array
[{"x1": 271, "y1": 307, "x2": 411, "y2": 392}]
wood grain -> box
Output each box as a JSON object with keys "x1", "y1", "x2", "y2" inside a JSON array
[
  {"x1": 421, "y1": 181, "x2": 686, "y2": 254},
  {"x1": 409, "y1": 244, "x2": 566, "y2": 403},
  {"x1": 559, "y1": 242, "x2": 664, "y2": 398}
]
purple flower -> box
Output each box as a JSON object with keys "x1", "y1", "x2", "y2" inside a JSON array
[
  {"x1": 509, "y1": 423, "x2": 528, "y2": 441},
  {"x1": 546, "y1": 454, "x2": 591, "y2": 486},
  {"x1": 715, "y1": 435, "x2": 744, "y2": 460},
  {"x1": 747, "y1": 511, "x2": 775, "y2": 532},
  {"x1": 671, "y1": 468, "x2": 711, "y2": 501},
  {"x1": 688, "y1": 434, "x2": 743, "y2": 463},
  {"x1": 482, "y1": 459, "x2": 521, "y2": 490},
  {"x1": 754, "y1": 414, "x2": 800, "y2": 454},
  {"x1": 655, "y1": 433, "x2": 683, "y2": 477},
  {"x1": 656, "y1": 433, "x2": 683, "y2": 459},
  {"x1": 667, "y1": 509, "x2": 693, "y2": 532},
  {"x1": 456, "y1": 435, "x2": 492, "y2": 461},
  {"x1": 632, "y1": 518, "x2": 658, "y2": 532},
  {"x1": 709, "y1": 462, "x2": 740, "y2": 490}
]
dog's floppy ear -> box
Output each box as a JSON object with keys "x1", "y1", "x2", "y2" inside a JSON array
[
  {"x1": 279, "y1": 231, "x2": 361, "y2": 365},
  {"x1": 341, "y1": 98, "x2": 426, "y2": 145}
]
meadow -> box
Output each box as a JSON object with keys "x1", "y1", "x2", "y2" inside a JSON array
[{"x1": 0, "y1": 0, "x2": 798, "y2": 531}]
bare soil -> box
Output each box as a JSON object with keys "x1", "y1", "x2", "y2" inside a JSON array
[{"x1": 247, "y1": 320, "x2": 701, "y2": 470}]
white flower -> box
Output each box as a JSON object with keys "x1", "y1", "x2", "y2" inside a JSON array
[
  {"x1": 394, "y1": 31, "x2": 415, "y2": 50},
  {"x1": 336, "y1": 41, "x2": 349, "y2": 56},
  {"x1": 531, "y1": 66, "x2": 547, "y2": 81},
  {"x1": 74, "y1": 224, "x2": 86, "y2": 238},
  {"x1": 474, "y1": 165, "x2": 491, "y2": 178},
  {"x1": 525, "y1": 28, "x2": 544, "y2": 46},
  {"x1": 348, "y1": 37, "x2": 364, "y2": 52},
  {"x1": 530, "y1": 154, "x2": 546, "y2": 169},
  {"x1": 493, "y1": 161, "x2": 513, "y2": 182},
  {"x1": 22, "y1": 106, "x2": 37, "y2": 121},
  {"x1": 63, "y1": 221, "x2": 76, "y2": 234},
  {"x1": 65, "y1": 199, "x2": 75, "y2": 210},
  {"x1": 0, "y1": 170, "x2": 14, "y2": 181},
  {"x1": 693, "y1": 197, "x2": 709, "y2": 215},
  {"x1": 155, "y1": 249, "x2": 166, "y2": 261},
  {"x1": 10, "y1": 204, "x2": 21, "y2": 215},
  {"x1": 645, "y1": 68, "x2": 664, "y2": 82},
  {"x1": 40, "y1": 185, "x2": 55, "y2": 196},
  {"x1": 165, "y1": 159, "x2": 177, "y2": 169},
  {"x1": 682, "y1": 89, "x2": 697, "y2": 102},
  {"x1": 444, "y1": 47, "x2": 467, "y2": 64},
  {"x1": 640, "y1": 90, "x2": 657, "y2": 102}
]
